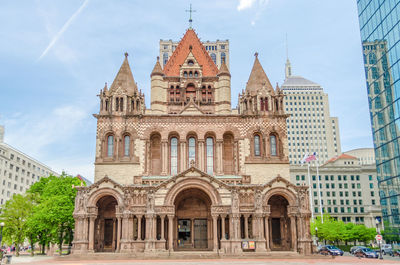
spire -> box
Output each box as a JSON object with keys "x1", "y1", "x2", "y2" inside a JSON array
[
  {"x1": 151, "y1": 56, "x2": 164, "y2": 77},
  {"x1": 103, "y1": 82, "x2": 108, "y2": 92},
  {"x1": 109, "y1": 53, "x2": 138, "y2": 94},
  {"x1": 246, "y1": 52, "x2": 273, "y2": 94},
  {"x1": 285, "y1": 58, "x2": 292, "y2": 79},
  {"x1": 217, "y1": 60, "x2": 230, "y2": 77}
]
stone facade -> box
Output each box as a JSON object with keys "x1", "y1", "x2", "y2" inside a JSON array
[{"x1": 72, "y1": 29, "x2": 312, "y2": 255}]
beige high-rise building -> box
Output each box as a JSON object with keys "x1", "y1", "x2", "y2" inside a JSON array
[
  {"x1": 0, "y1": 125, "x2": 58, "y2": 205},
  {"x1": 282, "y1": 60, "x2": 341, "y2": 165},
  {"x1": 160, "y1": 39, "x2": 229, "y2": 69},
  {"x1": 290, "y1": 150, "x2": 382, "y2": 229}
]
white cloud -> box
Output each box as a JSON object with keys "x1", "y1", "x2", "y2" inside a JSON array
[{"x1": 237, "y1": 0, "x2": 257, "y2": 11}]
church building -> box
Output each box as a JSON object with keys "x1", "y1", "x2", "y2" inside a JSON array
[{"x1": 72, "y1": 28, "x2": 312, "y2": 255}]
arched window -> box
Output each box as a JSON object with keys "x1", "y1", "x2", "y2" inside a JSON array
[
  {"x1": 151, "y1": 134, "x2": 162, "y2": 175},
  {"x1": 124, "y1": 135, "x2": 130, "y2": 157},
  {"x1": 170, "y1": 137, "x2": 178, "y2": 175},
  {"x1": 107, "y1": 135, "x2": 114, "y2": 157},
  {"x1": 189, "y1": 71, "x2": 193, "y2": 77},
  {"x1": 221, "y1": 52, "x2": 226, "y2": 64},
  {"x1": 188, "y1": 60, "x2": 194, "y2": 66},
  {"x1": 254, "y1": 135, "x2": 261, "y2": 156},
  {"x1": 194, "y1": 71, "x2": 198, "y2": 77},
  {"x1": 120, "y1": 98, "x2": 123, "y2": 111},
  {"x1": 210, "y1": 53, "x2": 216, "y2": 64},
  {"x1": 163, "y1": 52, "x2": 168, "y2": 65},
  {"x1": 206, "y1": 137, "x2": 214, "y2": 175},
  {"x1": 223, "y1": 134, "x2": 234, "y2": 174},
  {"x1": 188, "y1": 137, "x2": 196, "y2": 166},
  {"x1": 270, "y1": 135, "x2": 277, "y2": 156},
  {"x1": 184, "y1": 71, "x2": 188, "y2": 78}
]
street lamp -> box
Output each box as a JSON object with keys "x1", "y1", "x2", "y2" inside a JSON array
[{"x1": 315, "y1": 227, "x2": 319, "y2": 247}]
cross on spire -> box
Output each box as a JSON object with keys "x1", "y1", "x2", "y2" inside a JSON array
[{"x1": 186, "y1": 4, "x2": 196, "y2": 29}]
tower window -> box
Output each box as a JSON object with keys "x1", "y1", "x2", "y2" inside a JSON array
[
  {"x1": 206, "y1": 137, "x2": 214, "y2": 175},
  {"x1": 107, "y1": 135, "x2": 114, "y2": 157},
  {"x1": 270, "y1": 135, "x2": 277, "y2": 156},
  {"x1": 124, "y1": 135, "x2": 130, "y2": 157},
  {"x1": 188, "y1": 137, "x2": 196, "y2": 166},
  {"x1": 254, "y1": 135, "x2": 261, "y2": 156},
  {"x1": 170, "y1": 137, "x2": 178, "y2": 175}
]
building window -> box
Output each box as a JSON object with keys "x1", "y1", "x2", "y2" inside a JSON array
[
  {"x1": 254, "y1": 135, "x2": 261, "y2": 156},
  {"x1": 124, "y1": 135, "x2": 130, "y2": 157},
  {"x1": 221, "y1": 52, "x2": 226, "y2": 64},
  {"x1": 170, "y1": 137, "x2": 178, "y2": 175},
  {"x1": 206, "y1": 137, "x2": 214, "y2": 175},
  {"x1": 188, "y1": 137, "x2": 196, "y2": 166},
  {"x1": 151, "y1": 134, "x2": 162, "y2": 175},
  {"x1": 107, "y1": 135, "x2": 114, "y2": 157},
  {"x1": 163, "y1": 52, "x2": 168, "y2": 65},
  {"x1": 223, "y1": 134, "x2": 234, "y2": 174},
  {"x1": 210, "y1": 53, "x2": 216, "y2": 64},
  {"x1": 270, "y1": 135, "x2": 277, "y2": 156}
]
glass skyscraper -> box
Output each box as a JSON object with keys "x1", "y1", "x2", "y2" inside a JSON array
[{"x1": 357, "y1": 0, "x2": 400, "y2": 238}]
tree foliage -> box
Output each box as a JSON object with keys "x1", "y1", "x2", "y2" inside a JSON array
[
  {"x1": 311, "y1": 214, "x2": 376, "y2": 245},
  {"x1": 0, "y1": 173, "x2": 83, "y2": 256}
]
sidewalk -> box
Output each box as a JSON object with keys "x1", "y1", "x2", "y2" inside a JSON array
[{"x1": 5, "y1": 254, "x2": 55, "y2": 264}]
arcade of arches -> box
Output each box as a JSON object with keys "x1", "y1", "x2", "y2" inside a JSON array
[{"x1": 72, "y1": 172, "x2": 312, "y2": 255}]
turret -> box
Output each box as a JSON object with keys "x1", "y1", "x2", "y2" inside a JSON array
[
  {"x1": 216, "y1": 61, "x2": 231, "y2": 114},
  {"x1": 150, "y1": 56, "x2": 167, "y2": 114},
  {"x1": 99, "y1": 53, "x2": 145, "y2": 116}
]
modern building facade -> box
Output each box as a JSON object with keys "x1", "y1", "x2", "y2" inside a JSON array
[
  {"x1": 0, "y1": 125, "x2": 58, "y2": 205},
  {"x1": 282, "y1": 60, "x2": 341, "y2": 165},
  {"x1": 290, "y1": 150, "x2": 382, "y2": 230},
  {"x1": 72, "y1": 28, "x2": 313, "y2": 255},
  {"x1": 160, "y1": 39, "x2": 229, "y2": 69},
  {"x1": 357, "y1": 0, "x2": 400, "y2": 233}
]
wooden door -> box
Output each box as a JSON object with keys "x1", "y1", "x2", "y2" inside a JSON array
[{"x1": 194, "y1": 219, "x2": 208, "y2": 249}]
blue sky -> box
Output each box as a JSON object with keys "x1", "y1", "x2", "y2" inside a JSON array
[{"x1": 0, "y1": 0, "x2": 371, "y2": 181}]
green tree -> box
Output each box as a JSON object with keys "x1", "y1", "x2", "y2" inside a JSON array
[
  {"x1": 27, "y1": 173, "x2": 82, "y2": 255},
  {"x1": 0, "y1": 194, "x2": 34, "y2": 256}
]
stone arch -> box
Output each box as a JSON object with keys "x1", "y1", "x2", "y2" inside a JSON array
[
  {"x1": 87, "y1": 187, "x2": 124, "y2": 208},
  {"x1": 263, "y1": 187, "x2": 297, "y2": 207},
  {"x1": 164, "y1": 178, "x2": 221, "y2": 206}
]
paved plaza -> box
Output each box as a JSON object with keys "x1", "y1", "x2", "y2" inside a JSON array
[{"x1": 7, "y1": 255, "x2": 400, "y2": 265}]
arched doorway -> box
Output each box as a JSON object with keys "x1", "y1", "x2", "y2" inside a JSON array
[
  {"x1": 174, "y1": 188, "x2": 212, "y2": 250},
  {"x1": 268, "y1": 195, "x2": 291, "y2": 251},
  {"x1": 94, "y1": 195, "x2": 118, "y2": 252}
]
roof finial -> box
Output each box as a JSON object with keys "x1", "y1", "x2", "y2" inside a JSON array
[
  {"x1": 157, "y1": 56, "x2": 160, "y2": 61},
  {"x1": 185, "y1": 4, "x2": 196, "y2": 29},
  {"x1": 254, "y1": 52, "x2": 259, "y2": 58},
  {"x1": 124, "y1": 52, "x2": 128, "y2": 58}
]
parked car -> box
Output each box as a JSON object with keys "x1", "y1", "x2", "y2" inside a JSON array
[
  {"x1": 319, "y1": 245, "x2": 344, "y2": 256},
  {"x1": 354, "y1": 247, "x2": 379, "y2": 258},
  {"x1": 350, "y1": 246, "x2": 364, "y2": 254},
  {"x1": 381, "y1": 244, "x2": 393, "y2": 255}
]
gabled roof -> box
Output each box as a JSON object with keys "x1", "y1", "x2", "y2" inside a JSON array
[
  {"x1": 163, "y1": 29, "x2": 219, "y2": 77},
  {"x1": 109, "y1": 54, "x2": 138, "y2": 94},
  {"x1": 179, "y1": 98, "x2": 205, "y2": 115},
  {"x1": 246, "y1": 53, "x2": 274, "y2": 94}
]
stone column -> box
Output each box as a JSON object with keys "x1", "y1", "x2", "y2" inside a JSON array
[
  {"x1": 264, "y1": 216, "x2": 270, "y2": 251},
  {"x1": 221, "y1": 215, "x2": 226, "y2": 240},
  {"x1": 180, "y1": 141, "x2": 185, "y2": 172},
  {"x1": 112, "y1": 218, "x2": 116, "y2": 250},
  {"x1": 244, "y1": 215, "x2": 249, "y2": 239},
  {"x1": 212, "y1": 215, "x2": 218, "y2": 251},
  {"x1": 160, "y1": 215, "x2": 165, "y2": 240},
  {"x1": 231, "y1": 214, "x2": 240, "y2": 240},
  {"x1": 83, "y1": 216, "x2": 89, "y2": 242},
  {"x1": 198, "y1": 140, "x2": 204, "y2": 171},
  {"x1": 216, "y1": 140, "x2": 223, "y2": 175},
  {"x1": 117, "y1": 216, "x2": 122, "y2": 251},
  {"x1": 137, "y1": 215, "x2": 142, "y2": 240},
  {"x1": 128, "y1": 215, "x2": 134, "y2": 241},
  {"x1": 88, "y1": 216, "x2": 96, "y2": 252},
  {"x1": 161, "y1": 140, "x2": 168, "y2": 175},
  {"x1": 168, "y1": 214, "x2": 174, "y2": 250},
  {"x1": 290, "y1": 216, "x2": 297, "y2": 251}
]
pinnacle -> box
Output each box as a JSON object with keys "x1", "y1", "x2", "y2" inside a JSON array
[
  {"x1": 109, "y1": 53, "x2": 138, "y2": 94},
  {"x1": 246, "y1": 53, "x2": 273, "y2": 94}
]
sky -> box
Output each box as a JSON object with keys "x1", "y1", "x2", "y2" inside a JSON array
[{"x1": 0, "y1": 0, "x2": 371, "y2": 182}]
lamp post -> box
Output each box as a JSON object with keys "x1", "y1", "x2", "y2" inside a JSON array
[{"x1": 315, "y1": 227, "x2": 319, "y2": 247}]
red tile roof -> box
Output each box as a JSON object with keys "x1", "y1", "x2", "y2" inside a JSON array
[
  {"x1": 325, "y1": 153, "x2": 358, "y2": 164},
  {"x1": 163, "y1": 29, "x2": 219, "y2": 77}
]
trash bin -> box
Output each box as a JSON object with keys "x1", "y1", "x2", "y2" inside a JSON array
[{"x1": 5, "y1": 254, "x2": 12, "y2": 264}]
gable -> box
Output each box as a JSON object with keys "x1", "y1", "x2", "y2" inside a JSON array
[{"x1": 163, "y1": 29, "x2": 218, "y2": 77}]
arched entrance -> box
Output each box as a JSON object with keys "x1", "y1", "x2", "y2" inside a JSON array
[
  {"x1": 94, "y1": 195, "x2": 118, "y2": 252},
  {"x1": 174, "y1": 188, "x2": 212, "y2": 250},
  {"x1": 268, "y1": 195, "x2": 291, "y2": 251}
]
